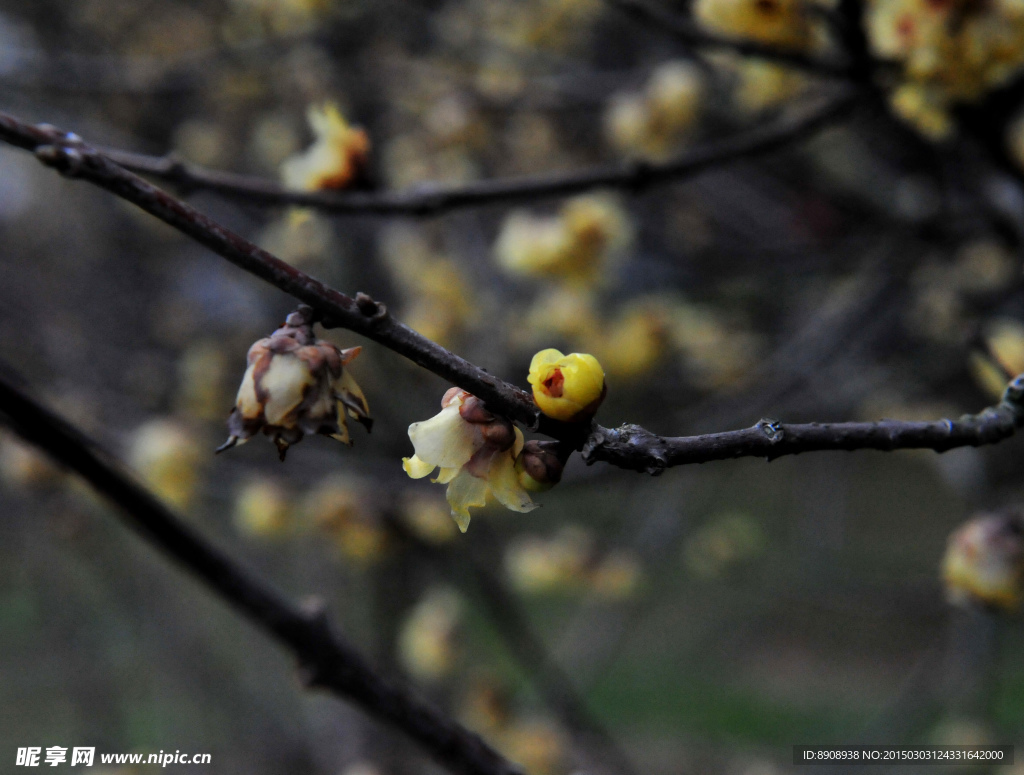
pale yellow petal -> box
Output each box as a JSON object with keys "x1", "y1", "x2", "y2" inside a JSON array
[
  {"x1": 330, "y1": 409, "x2": 352, "y2": 445},
  {"x1": 512, "y1": 427, "x2": 525, "y2": 458},
  {"x1": 403, "y1": 455, "x2": 437, "y2": 479},
  {"x1": 236, "y1": 363, "x2": 261, "y2": 418},
  {"x1": 445, "y1": 470, "x2": 489, "y2": 532},
  {"x1": 527, "y1": 348, "x2": 566, "y2": 387},
  {"x1": 408, "y1": 404, "x2": 479, "y2": 468},
  {"x1": 337, "y1": 368, "x2": 370, "y2": 418},
  {"x1": 488, "y1": 451, "x2": 536, "y2": 513},
  {"x1": 433, "y1": 466, "x2": 460, "y2": 484}
]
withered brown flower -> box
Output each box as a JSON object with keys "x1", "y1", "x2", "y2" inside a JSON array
[{"x1": 217, "y1": 306, "x2": 371, "y2": 460}]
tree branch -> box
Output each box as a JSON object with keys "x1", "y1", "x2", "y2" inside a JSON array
[
  {"x1": 583, "y1": 377, "x2": 1024, "y2": 473},
  {"x1": 5, "y1": 108, "x2": 1024, "y2": 478},
  {"x1": 93, "y1": 90, "x2": 858, "y2": 216},
  {"x1": 602, "y1": 0, "x2": 857, "y2": 79},
  {"x1": 0, "y1": 367, "x2": 523, "y2": 775},
  {"x1": 0, "y1": 110, "x2": 543, "y2": 430}
]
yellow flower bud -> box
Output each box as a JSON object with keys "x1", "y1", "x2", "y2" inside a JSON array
[
  {"x1": 527, "y1": 349, "x2": 605, "y2": 422},
  {"x1": 514, "y1": 440, "x2": 565, "y2": 492}
]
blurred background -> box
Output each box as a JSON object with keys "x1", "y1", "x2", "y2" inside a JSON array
[{"x1": 3, "y1": 0, "x2": 1024, "y2": 773}]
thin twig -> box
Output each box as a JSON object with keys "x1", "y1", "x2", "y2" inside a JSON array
[
  {"x1": 583, "y1": 376, "x2": 1024, "y2": 473},
  {"x1": 95, "y1": 91, "x2": 859, "y2": 216},
  {"x1": 0, "y1": 368, "x2": 522, "y2": 775}
]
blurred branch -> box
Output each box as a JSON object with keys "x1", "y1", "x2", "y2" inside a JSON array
[
  {"x1": 583, "y1": 377, "x2": 1024, "y2": 473},
  {"x1": 391, "y1": 517, "x2": 638, "y2": 775},
  {"x1": 0, "y1": 367, "x2": 523, "y2": 775},
  {"x1": 602, "y1": 0, "x2": 857, "y2": 79},
  {"x1": 95, "y1": 90, "x2": 860, "y2": 216}
]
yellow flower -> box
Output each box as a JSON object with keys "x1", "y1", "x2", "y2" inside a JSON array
[
  {"x1": 942, "y1": 513, "x2": 1024, "y2": 611},
  {"x1": 733, "y1": 59, "x2": 806, "y2": 114},
  {"x1": 595, "y1": 300, "x2": 673, "y2": 378},
  {"x1": 281, "y1": 103, "x2": 370, "y2": 191},
  {"x1": 505, "y1": 527, "x2": 592, "y2": 594},
  {"x1": 402, "y1": 389, "x2": 536, "y2": 532},
  {"x1": 494, "y1": 196, "x2": 631, "y2": 285},
  {"x1": 863, "y1": 0, "x2": 1024, "y2": 139},
  {"x1": 986, "y1": 318, "x2": 1024, "y2": 376},
  {"x1": 590, "y1": 553, "x2": 644, "y2": 599},
  {"x1": 379, "y1": 225, "x2": 478, "y2": 347},
  {"x1": 606, "y1": 61, "x2": 703, "y2": 159},
  {"x1": 527, "y1": 349, "x2": 605, "y2": 422},
  {"x1": 498, "y1": 719, "x2": 568, "y2": 775},
  {"x1": 219, "y1": 306, "x2": 371, "y2": 460}
]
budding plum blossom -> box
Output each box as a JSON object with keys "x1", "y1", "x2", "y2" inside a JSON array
[
  {"x1": 527, "y1": 348, "x2": 605, "y2": 422},
  {"x1": 218, "y1": 306, "x2": 371, "y2": 460}
]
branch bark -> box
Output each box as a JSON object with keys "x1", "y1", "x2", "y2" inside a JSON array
[
  {"x1": 0, "y1": 367, "x2": 523, "y2": 775},
  {"x1": 584, "y1": 378, "x2": 1024, "y2": 473}
]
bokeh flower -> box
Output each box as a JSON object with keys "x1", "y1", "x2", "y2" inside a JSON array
[
  {"x1": 233, "y1": 478, "x2": 292, "y2": 538},
  {"x1": 942, "y1": 512, "x2": 1024, "y2": 611},
  {"x1": 304, "y1": 474, "x2": 387, "y2": 562},
  {"x1": 694, "y1": 0, "x2": 813, "y2": 49},
  {"x1": 397, "y1": 587, "x2": 463, "y2": 682},
  {"x1": 129, "y1": 419, "x2": 204, "y2": 511},
  {"x1": 606, "y1": 61, "x2": 703, "y2": 159},
  {"x1": 281, "y1": 103, "x2": 370, "y2": 191},
  {"x1": 494, "y1": 196, "x2": 631, "y2": 286}
]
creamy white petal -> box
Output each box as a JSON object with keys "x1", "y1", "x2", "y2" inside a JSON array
[
  {"x1": 408, "y1": 404, "x2": 480, "y2": 468},
  {"x1": 235, "y1": 363, "x2": 262, "y2": 418},
  {"x1": 262, "y1": 354, "x2": 315, "y2": 425}
]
